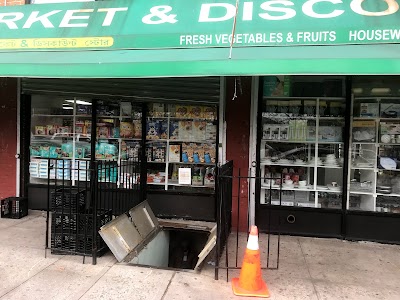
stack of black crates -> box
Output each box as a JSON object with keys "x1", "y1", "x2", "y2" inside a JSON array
[{"x1": 51, "y1": 188, "x2": 112, "y2": 256}]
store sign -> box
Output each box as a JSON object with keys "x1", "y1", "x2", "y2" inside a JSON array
[{"x1": 0, "y1": 0, "x2": 399, "y2": 50}]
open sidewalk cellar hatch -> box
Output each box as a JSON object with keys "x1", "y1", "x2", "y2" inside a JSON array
[{"x1": 99, "y1": 201, "x2": 217, "y2": 270}]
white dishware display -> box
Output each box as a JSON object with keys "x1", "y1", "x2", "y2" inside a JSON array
[{"x1": 381, "y1": 134, "x2": 391, "y2": 144}]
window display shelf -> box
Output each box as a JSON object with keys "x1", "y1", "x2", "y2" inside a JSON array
[
  {"x1": 168, "y1": 182, "x2": 214, "y2": 188},
  {"x1": 376, "y1": 193, "x2": 400, "y2": 197},
  {"x1": 349, "y1": 191, "x2": 373, "y2": 195},
  {"x1": 261, "y1": 140, "x2": 316, "y2": 144},
  {"x1": 32, "y1": 114, "x2": 74, "y2": 118}
]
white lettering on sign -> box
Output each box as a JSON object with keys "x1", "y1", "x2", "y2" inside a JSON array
[
  {"x1": 259, "y1": 0, "x2": 296, "y2": 20},
  {"x1": 59, "y1": 9, "x2": 94, "y2": 28},
  {"x1": 198, "y1": 3, "x2": 236, "y2": 22},
  {"x1": 302, "y1": 0, "x2": 344, "y2": 18},
  {"x1": 242, "y1": 2, "x2": 253, "y2": 21},
  {"x1": 0, "y1": 13, "x2": 24, "y2": 29},
  {"x1": 22, "y1": 10, "x2": 61, "y2": 29},
  {"x1": 297, "y1": 30, "x2": 336, "y2": 42},
  {"x1": 179, "y1": 34, "x2": 213, "y2": 45},
  {"x1": 350, "y1": 0, "x2": 399, "y2": 16},
  {"x1": 97, "y1": 7, "x2": 128, "y2": 26},
  {"x1": 349, "y1": 29, "x2": 400, "y2": 41}
]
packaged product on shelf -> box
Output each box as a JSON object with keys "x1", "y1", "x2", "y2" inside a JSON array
[
  {"x1": 49, "y1": 146, "x2": 62, "y2": 158},
  {"x1": 97, "y1": 126, "x2": 110, "y2": 139},
  {"x1": 46, "y1": 125, "x2": 57, "y2": 136},
  {"x1": 380, "y1": 122, "x2": 400, "y2": 136},
  {"x1": 169, "y1": 121, "x2": 179, "y2": 140},
  {"x1": 193, "y1": 121, "x2": 206, "y2": 141},
  {"x1": 104, "y1": 143, "x2": 118, "y2": 160},
  {"x1": 149, "y1": 103, "x2": 165, "y2": 117},
  {"x1": 168, "y1": 104, "x2": 176, "y2": 117},
  {"x1": 360, "y1": 103, "x2": 379, "y2": 118},
  {"x1": 270, "y1": 125, "x2": 280, "y2": 140},
  {"x1": 121, "y1": 102, "x2": 132, "y2": 116},
  {"x1": 146, "y1": 146, "x2": 153, "y2": 162},
  {"x1": 307, "y1": 126, "x2": 317, "y2": 141},
  {"x1": 35, "y1": 126, "x2": 45, "y2": 135},
  {"x1": 176, "y1": 105, "x2": 189, "y2": 118},
  {"x1": 75, "y1": 147, "x2": 85, "y2": 159},
  {"x1": 182, "y1": 143, "x2": 194, "y2": 163},
  {"x1": 205, "y1": 122, "x2": 216, "y2": 140},
  {"x1": 277, "y1": 100, "x2": 289, "y2": 113},
  {"x1": 204, "y1": 106, "x2": 217, "y2": 120},
  {"x1": 204, "y1": 166, "x2": 215, "y2": 185},
  {"x1": 39, "y1": 146, "x2": 50, "y2": 158},
  {"x1": 57, "y1": 126, "x2": 70, "y2": 136},
  {"x1": 381, "y1": 103, "x2": 400, "y2": 118},
  {"x1": 192, "y1": 166, "x2": 205, "y2": 186},
  {"x1": 61, "y1": 143, "x2": 73, "y2": 158},
  {"x1": 171, "y1": 164, "x2": 179, "y2": 182},
  {"x1": 132, "y1": 120, "x2": 142, "y2": 138},
  {"x1": 204, "y1": 143, "x2": 216, "y2": 163},
  {"x1": 279, "y1": 125, "x2": 289, "y2": 140},
  {"x1": 294, "y1": 120, "x2": 307, "y2": 141},
  {"x1": 112, "y1": 127, "x2": 120, "y2": 138},
  {"x1": 289, "y1": 100, "x2": 301, "y2": 115},
  {"x1": 304, "y1": 100, "x2": 316, "y2": 116},
  {"x1": 190, "y1": 106, "x2": 203, "y2": 118},
  {"x1": 123, "y1": 141, "x2": 140, "y2": 160},
  {"x1": 152, "y1": 144, "x2": 166, "y2": 162},
  {"x1": 195, "y1": 144, "x2": 205, "y2": 163},
  {"x1": 352, "y1": 121, "x2": 376, "y2": 142},
  {"x1": 169, "y1": 144, "x2": 181, "y2": 162},
  {"x1": 263, "y1": 124, "x2": 272, "y2": 140},
  {"x1": 159, "y1": 120, "x2": 168, "y2": 139},
  {"x1": 146, "y1": 121, "x2": 160, "y2": 140},
  {"x1": 83, "y1": 121, "x2": 92, "y2": 135},
  {"x1": 330, "y1": 101, "x2": 345, "y2": 116},
  {"x1": 179, "y1": 120, "x2": 192, "y2": 140},
  {"x1": 120, "y1": 121, "x2": 134, "y2": 138},
  {"x1": 318, "y1": 126, "x2": 342, "y2": 142},
  {"x1": 30, "y1": 145, "x2": 41, "y2": 157},
  {"x1": 75, "y1": 122, "x2": 84, "y2": 134}
]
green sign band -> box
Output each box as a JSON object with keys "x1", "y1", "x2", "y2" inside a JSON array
[{"x1": 0, "y1": 0, "x2": 399, "y2": 50}]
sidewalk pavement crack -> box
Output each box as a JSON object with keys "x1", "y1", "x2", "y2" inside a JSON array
[
  {"x1": 298, "y1": 238, "x2": 321, "y2": 300},
  {"x1": 160, "y1": 271, "x2": 176, "y2": 300},
  {"x1": 74, "y1": 259, "x2": 117, "y2": 300}
]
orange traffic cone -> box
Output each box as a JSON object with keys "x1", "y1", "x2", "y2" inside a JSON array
[{"x1": 232, "y1": 225, "x2": 270, "y2": 298}]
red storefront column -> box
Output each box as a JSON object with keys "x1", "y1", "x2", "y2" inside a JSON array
[
  {"x1": 0, "y1": 78, "x2": 17, "y2": 200},
  {"x1": 225, "y1": 77, "x2": 252, "y2": 232}
]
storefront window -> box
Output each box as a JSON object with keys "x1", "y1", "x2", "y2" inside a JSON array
[
  {"x1": 350, "y1": 77, "x2": 400, "y2": 213},
  {"x1": 260, "y1": 76, "x2": 346, "y2": 209},
  {"x1": 145, "y1": 103, "x2": 217, "y2": 194},
  {"x1": 29, "y1": 96, "x2": 217, "y2": 192}
]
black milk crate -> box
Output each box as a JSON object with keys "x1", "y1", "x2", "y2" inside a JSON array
[
  {"x1": 52, "y1": 213, "x2": 78, "y2": 233},
  {"x1": 1, "y1": 197, "x2": 28, "y2": 219},
  {"x1": 51, "y1": 189, "x2": 87, "y2": 213},
  {"x1": 77, "y1": 209, "x2": 112, "y2": 234},
  {"x1": 76, "y1": 234, "x2": 108, "y2": 256},
  {"x1": 51, "y1": 233, "x2": 77, "y2": 253}
]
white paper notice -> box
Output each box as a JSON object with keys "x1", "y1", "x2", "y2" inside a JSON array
[{"x1": 178, "y1": 168, "x2": 191, "y2": 185}]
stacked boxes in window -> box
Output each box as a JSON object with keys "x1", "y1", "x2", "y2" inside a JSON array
[{"x1": 50, "y1": 188, "x2": 112, "y2": 256}]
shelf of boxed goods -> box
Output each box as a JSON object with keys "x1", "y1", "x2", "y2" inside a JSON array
[{"x1": 261, "y1": 185, "x2": 342, "y2": 194}]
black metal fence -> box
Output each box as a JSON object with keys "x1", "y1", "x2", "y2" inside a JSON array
[
  {"x1": 45, "y1": 158, "x2": 141, "y2": 264},
  {"x1": 215, "y1": 161, "x2": 282, "y2": 281}
]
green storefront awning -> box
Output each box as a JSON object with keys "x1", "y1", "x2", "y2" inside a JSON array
[
  {"x1": 0, "y1": 0, "x2": 399, "y2": 77},
  {"x1": 1, "y1": 44, "x2": 400, "y2": 78}
]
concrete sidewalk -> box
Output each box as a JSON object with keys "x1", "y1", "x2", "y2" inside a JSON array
[{"x1": 1, "y1": 210, "x2": 400, "y2": 300}]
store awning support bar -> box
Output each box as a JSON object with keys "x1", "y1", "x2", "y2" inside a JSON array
[{"x1": 229, "y1": 0, "x2": 239, "y2": 59}]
